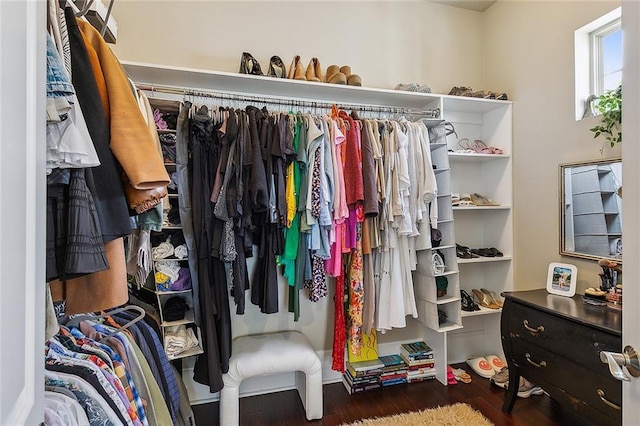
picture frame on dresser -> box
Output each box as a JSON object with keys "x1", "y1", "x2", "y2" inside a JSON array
[{"x1": 546, "y1": 262, "x2": 577, "y2": 297}]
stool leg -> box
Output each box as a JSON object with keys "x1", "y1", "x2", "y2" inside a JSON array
[
  {"x1": 299, "y1": 369, "x2": 323, "y2": 420},
  {"x1": 220, "y1": 382, "x2": 240, "y2": 426}
]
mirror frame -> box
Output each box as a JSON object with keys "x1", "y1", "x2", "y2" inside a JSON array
[{"x1": 559, "y1": 158, "x2": 622, "y2": 263}]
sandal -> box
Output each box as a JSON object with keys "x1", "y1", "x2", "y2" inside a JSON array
[
  {"x1": 470, "y1": 193, "x2": 500, "y2": 206},
  {"x1": 456, "y1": 244, "x2": 479, "y2": 259},
  {"x1": 481, "y1": 288, "x2": 504, "y2": 308},
  {"x1": 460, "y1": 289, "x2": 480, "y2": 312},
  {"x1": 456, "y1": 138, "x2": 477, "y2": 153},
  {"x1": 473, "y1": 140, "x2": 503, "y2": 155},
  {"x1": 452, "y1": 367, "x2": 472, "y2": 383},
  {"x1": 472, "y1": 288, "x2": 501, "y2": 309},
  {"x1": 488, "y1": 247, "x2": 503, "y2": 257}
]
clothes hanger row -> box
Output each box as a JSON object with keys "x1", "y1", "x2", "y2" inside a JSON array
[
  {"x1": 62, "y1": 304, "x2": 146, "y2": 343},
  {"x1": 140, "y1": 84, "x2": 439, "y2": 120}
]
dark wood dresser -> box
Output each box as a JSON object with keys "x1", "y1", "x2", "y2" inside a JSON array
[{"x1": 501, "y1": 289, "x2": 622, "y2": 425}]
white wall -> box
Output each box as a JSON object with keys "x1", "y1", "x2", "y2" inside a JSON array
[
  {"x1": 111, "y1": 0, "x2": 484, "y2": 94},
  {"x1": 482, "y1": 0, "x2": 621, "y2": 293}
]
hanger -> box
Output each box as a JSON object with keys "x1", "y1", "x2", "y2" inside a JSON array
[
  {"x1": 63, "y1": 305, "x2": 145, "y2": 343},
  {"x1": 73, "y1": 0, "x2": 95, "y2": 17}
]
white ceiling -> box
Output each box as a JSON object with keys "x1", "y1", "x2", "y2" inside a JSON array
[{"x1": 430, "y1": 0, "x2": 497, "y2": 13}]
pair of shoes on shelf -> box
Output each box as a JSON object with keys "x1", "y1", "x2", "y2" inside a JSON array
[
  {"x1": 239, "y1": 52, "x2": 264, "y2": 76},
  {"x1": 470, "y1": 247, "x2": 504, "y2": 257},
  {"x1": 394, "y1": 83, "x2": 432, "y2": 93},
  {"x1": 456, "y1": 243, "x2": 479, "y2": 259},
  {"x1": 448, "y1": 86, "x2": 508, "y2": 100},
  {"x1": 452, "y1": 193, "x2": 474, "y2": 206},
  {"x1": 466, "y1": 354, "x2": 506, "y2": 378},
  {"x1": 457, "y1": 138, "x2": 503, "y2": 155},
  {"x1": 286, "y1": 55, "x2": 309, "y2": 81},
  {"x1": 460, "y1": 289, "x2": 480, "y2": 312},
  {"x1": 470, "y1": 193, "x2": 500, "y2": 206},
  {"x1": 326, "y1": 65, "x2": 362, "y2": 86},
  {"x1": 472, "y1": 288, "x2": 503, "y2": 309},
  {"x1": 239, "y1": 52, "x2": 289, "y2": 78}
]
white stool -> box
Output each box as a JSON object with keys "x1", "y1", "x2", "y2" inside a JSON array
[{"x1": 219, "y1": 331, "x2": 323, "y2": 426}]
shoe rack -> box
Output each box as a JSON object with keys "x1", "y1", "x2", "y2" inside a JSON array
[
  {"x1": 122, "y1": 61, "x2": 513, "y2": 391},
  {"x1": 443, "y1": 97, "x2": 513, "y2": 364}
]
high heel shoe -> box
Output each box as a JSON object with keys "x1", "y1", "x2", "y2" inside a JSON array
[
  {"x1": 267, "y1": 55, "x2": 287, "y2": 78},
  {"x1": 481, "y1": 288, "x2": 504, "y2": 308},
  {"x1": 460, "y1": 290, "x2": 480, "y2": 312},
  {"x1": 287, "y1": 55, "x2": 306, "y2": 80},
  {"x1": 472, "y1": 288, "x2": 501, "y2": 309},
  {"x1": 305, "y1": 58, "x2": 322, "y2": 82},
  {"x1": 239, "y1": 52, "x2": 264, "y2": 76}
]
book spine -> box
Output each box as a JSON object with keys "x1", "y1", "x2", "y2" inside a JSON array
[
  {"x1": 400, "y1": 348, "x2": 434, "y2": 359},
  {"x1": 382, "y1": 377, "x2": 408, "y2": 386},
  {"x1": 407, "y1": 374, "x2": 435, "y2": 383},
  {"x1": 381, "y1": 372, "x2": 408, "y2": 381}
]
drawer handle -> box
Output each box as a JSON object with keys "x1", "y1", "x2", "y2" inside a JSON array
[
  {"x1": 523, "y1": 319, "x2": 544, "y2": 334},
  {"x1": 597, "y1": 389, "x2": 621, "y2": 410},
  {"x1": 525, "y1": 353, "x2": 547, "y2": 368}
]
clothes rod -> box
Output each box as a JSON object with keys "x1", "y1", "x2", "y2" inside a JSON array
[{"x1": 135, "y1": 83, "x2": 440, "y2": 118}]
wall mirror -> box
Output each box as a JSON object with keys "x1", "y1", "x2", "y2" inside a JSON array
[{"x1": 560, "y1": 159, "x2": 622, "y2": 262}]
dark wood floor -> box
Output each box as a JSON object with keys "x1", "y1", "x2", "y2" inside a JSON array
[{"x1": 192, "y1": 363, "x2": 590, "y2": 426}]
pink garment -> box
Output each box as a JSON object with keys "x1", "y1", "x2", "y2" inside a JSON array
[
  {"x1": 326, "y1": 222, "x2": 344, "y2": 277},
  {"x1": 331, "y1": 120, "x2": 348, "y2": 221}
]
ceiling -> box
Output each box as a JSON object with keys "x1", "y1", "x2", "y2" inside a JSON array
[{"x1": 430, "y1": 0, "x2": 497, "y2": 12}]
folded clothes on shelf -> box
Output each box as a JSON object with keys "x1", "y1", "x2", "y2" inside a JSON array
[
  {"x1": 164, "y1": 324, "x2": 199, "y2": 357},
  {"x1": 155, "y1": 259, "x2": 180, "y2": 281},
  {"x1": 152, "y1": 241, "x2": 174, "y2": 259}
]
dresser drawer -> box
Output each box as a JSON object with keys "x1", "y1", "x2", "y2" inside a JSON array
[
  {"x1": 505, "y1": 301, "x2": 620, "y2": 376},
  {"x1": 512, "y1": 339, "x2": 622, "y2": 419}
]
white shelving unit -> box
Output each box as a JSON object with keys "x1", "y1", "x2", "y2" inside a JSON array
[
  {"x1": 142, "y1": 97, "x2": 204, "y2": 362},
  {"x1": 445, "y1": 101, "x2": 513, "y2": 363},
  {"x1": 123, "y1": 61, "x2": 513, "y2": 385}
]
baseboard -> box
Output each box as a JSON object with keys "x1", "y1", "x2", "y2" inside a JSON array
[{"x1": 184, "y1": 342, "x2": 405, "y2": 405}]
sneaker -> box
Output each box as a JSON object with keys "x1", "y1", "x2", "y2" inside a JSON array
[
  {"x1": 517, "y1": 378, "x2": 544, "y2": 398},
  {"x1": 492, "y1": 367, "x2": 509, "y2": 383}
]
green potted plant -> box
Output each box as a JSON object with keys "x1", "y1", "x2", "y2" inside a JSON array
[{"x1": 590, "y1": 84, "x2": 622, "y2": 148}]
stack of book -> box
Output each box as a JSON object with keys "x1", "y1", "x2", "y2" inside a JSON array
[
  {"x1": 343, "y1": 359, "x2": 384, "y2": 395},
  {"x1": 378, "y1": 354, "x2": 408, "y2": 387},
  {"x1": 399, "y1": 341, "x2": 436, "y2": 383}
]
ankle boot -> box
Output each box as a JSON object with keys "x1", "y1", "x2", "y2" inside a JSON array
[
  {"x1": 239, "y1": 52, "x2": 263, "y2": 76},
  {"x1": 267, "y1": 55, "x2": 287, "y2": 78},
  {"x1": 287, "y1": 56, "x2": 306, "y2": 80},
  {"x1": 305, "y1": 58, "x2": 321, "y2": 82},
  {"x1": 340, "y1": 65, "x2": 362, "y2": 86},
  {"x1": 325, "y1": 64, "x2": 347, "y2": 84},
  {"x1": 313, "y1": 58, "x2": 324, "y2": 82}
]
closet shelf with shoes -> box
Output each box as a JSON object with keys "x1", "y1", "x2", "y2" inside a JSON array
[{"x1": 448, "y1": 152, "x2": 510, "y2": 161}]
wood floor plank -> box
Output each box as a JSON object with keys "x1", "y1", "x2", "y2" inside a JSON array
[{"x1": 192, "y1": 363, "x2": 573, "y2": 425}]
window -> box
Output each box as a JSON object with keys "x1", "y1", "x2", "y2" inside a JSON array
[
  {"x1": 591, "y1": 19, "x2": 622, "y2": 96},
  {"x1": 574, "y1": 8, "x2": 622, "y2": 120}
]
